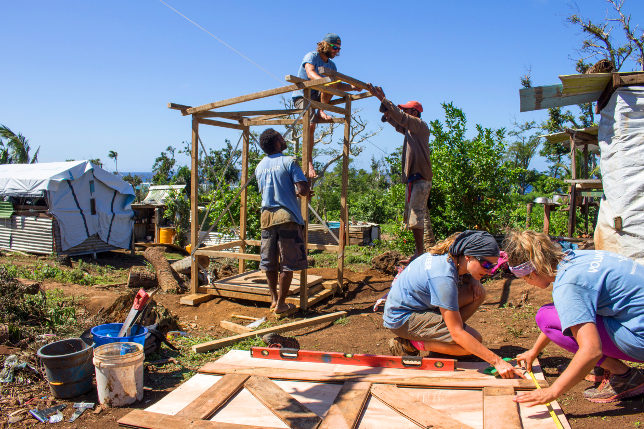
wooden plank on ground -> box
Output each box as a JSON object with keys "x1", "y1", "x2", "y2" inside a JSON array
[
  {"x1": 180, "y1": 293, "x2": 215, "y2": 306},
  {"x1": 185, "y1": 77, "x2": 332, "y2": 115},
  {"x1": 198, "y1": 363, "x2": 546, "y2": 390},
  {"x1": 371, "y1": 383, "x2": 472, "y2": 429},
  {"x1": 244, "y1": 375, "x2": 322, "y2": 429},
  {"x1": 286, "y1": 285, "x2": 330, "y2": 306},
  {"x1": 220, "y1": 320, "x2": 253, "y2": 334},
  {"x1": 319, "y1": 381, "x2": 371, "y2": 429},
  {"x1": 483, "y1": 386, "x2": 521, "y2": 429},
  {"x1": 192, "y1": 311, "x2": 347, "y2": 353},
  {"x1": 117, "y1": 409, "x2": 265, "y2": 428},
  {"x1": 175, "y1": 374, "x2": 249, "y2": 420}
]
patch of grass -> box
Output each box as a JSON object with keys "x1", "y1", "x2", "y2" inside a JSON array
[
  {"x1": 24, "y1": 289, "x2": 77, "y2": 330},
  {"x1": 333, "y1": 316, "x2": 349, "y2": 326},
  {"x1": 0, "y1": 261, "x2": 123, "y2": 285},
  {"x1": 506, "y1": 326, "x2": 524, "y2": 338}
]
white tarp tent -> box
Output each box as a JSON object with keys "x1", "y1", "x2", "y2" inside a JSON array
[
  {"x1": 0, "y1": 161, "x2": 135, "y2": 251},
  {"x1": 595, "y1": 86, "x2": 644, "y2": 264}
]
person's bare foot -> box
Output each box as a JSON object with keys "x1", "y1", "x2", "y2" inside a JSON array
[
  {"x1": 318, "y1": 110, "x2": 333, "y2": 121},
  {"x1": 307, "y1": 162, "x2": 317, "y2": 178},
  {"x1": 274, "y1": 302, "x2": 295, "y2": 314},
  {"x1": 269, "y1": 301, "x2": 277, "y2": 310}
]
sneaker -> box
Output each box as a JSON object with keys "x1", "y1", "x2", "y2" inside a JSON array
[
  {"x1": 583, "y1": 368, "x2": 644, "y2": 403},
  {"x1": 261, "y1": 333, "x2": 300, "y2": 349},
  {"x1": 388, "y1": 337, "x2": 419, "y2": 356},
  {"x1": 557, "y1": 363, "x2": 606, "y2": 383}
]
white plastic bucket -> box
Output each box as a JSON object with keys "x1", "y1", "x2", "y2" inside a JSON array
[{"x1": 93, "y1": 342, "x2": 144, "y2": 407}]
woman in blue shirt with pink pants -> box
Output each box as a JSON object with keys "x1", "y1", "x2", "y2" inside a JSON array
[{"x1": 505, "y1": 230, "x2": 644, "y2": 405}]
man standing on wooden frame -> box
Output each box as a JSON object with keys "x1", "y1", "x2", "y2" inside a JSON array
[
  {"x1": 256, "y1": 128, "x2": 313, "y2": 314},
  {"x1": 292, "y1": 32, "x2": 359, "y2": 178},
  {"x1": 367, "y1": 84, "x2": 435, "y2": 262}
]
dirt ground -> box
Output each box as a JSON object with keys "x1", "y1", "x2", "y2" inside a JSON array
[{"x1": 1, "y1": 251, "x2": 643, "y2": 428}]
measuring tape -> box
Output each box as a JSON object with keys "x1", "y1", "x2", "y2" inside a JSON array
[{"x1": 526, "y1": 369, "x2": 564, "y2": 429}]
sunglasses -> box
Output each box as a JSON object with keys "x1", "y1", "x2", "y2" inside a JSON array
[
  {"x1": 474, "y1": 256, "x2": 496, "y2": 270},
  {"x1": 329, "y1": 43, "x2": 341, "y2": 51}
]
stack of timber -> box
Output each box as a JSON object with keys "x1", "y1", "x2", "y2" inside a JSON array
[
  {"x1": 308, "y1": 223, "x2": 379, "y2": 246},
  {"x1": 182, "y1": 270, "x2": 336, "y2": 310},
  {"x1": 118, "y1": 349, "x2": 570, "y2": 429}
]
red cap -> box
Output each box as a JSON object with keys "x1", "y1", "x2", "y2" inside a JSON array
[{"x1": 398, "y1": 101, "x2": 423, "y2": 113}]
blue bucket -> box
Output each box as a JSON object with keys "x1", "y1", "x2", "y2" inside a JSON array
[
  {"x1": 327, "y1": 221, "x2": 341, "y2": 229},
  {"x1": 91, "y1": 323, "x2": 147, "y2": 348}
]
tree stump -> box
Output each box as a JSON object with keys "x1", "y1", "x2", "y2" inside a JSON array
[
  {"x1": 127, "y1": 266, "x2": 158, "y2": 290},
  {"x1": 143, "y1": 247, "x2": 179, "y2": 293}
]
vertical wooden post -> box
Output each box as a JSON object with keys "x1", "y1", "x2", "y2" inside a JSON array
[
  {"x1": 543, "y1": 203, "x2": 551, "y2": 235},
  {"x1": 526, "y1": 203, "x2": 533, "y2": 228},
  {"x1": 299, "y1": 89, "x2": 311, "y2": 311},
  {"x1": 190, "y1": 117, "x2": 200, "y2": 294},
  {"x1": 338, "y1": 96, "x2": 352, "y2": 290},
  {"x1": 239, "y1": 127, "x2": 250, "y2": 274},
  {"x1": 568, "y1": 136, "x2": 577, "y2": 238}
]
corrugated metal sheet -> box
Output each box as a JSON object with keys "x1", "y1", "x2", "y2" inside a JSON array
[
  {"x1": 52, "y1": 219, "x2": 119, "y2": 256},
  {"x1": 0, "y1": 215, "x2": 54, "y2": 254}
]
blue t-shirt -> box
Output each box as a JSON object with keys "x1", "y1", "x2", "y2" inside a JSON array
[
  {"x1": 383, "y1": 253, "x2": 460, "y2": 329},
  {"x1": 255, "y1": 154, "x2": 307, "y2": 225},
  {"x1": 553, "y1": 250, "x2": 644, "y2": 361},
  {"x1": 293, "y1": 51, "x2": 337, "y2": 99}
]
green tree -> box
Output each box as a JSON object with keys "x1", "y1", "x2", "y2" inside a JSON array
[
  {"x1": 108, "y1": 150, "x2": 118, "y2": 173},
  {"x1": 506, "y1": 121, "x2": 541, "y2": 194},
  {"x1": 428, "y1": 103, "x2": 513, "y2": 237},
  {"x1": 122, "y1": 173, "x2": 143, "y2": 201},
  {"x1": 89, "y1": 158, "x2": 103, "y2": 167},
  {"x1": 151, "y1": 146, "x2": 176, "y2": 185},
  {"x1": 0, "y1": 124, "x2": 39, "y2": 164}
]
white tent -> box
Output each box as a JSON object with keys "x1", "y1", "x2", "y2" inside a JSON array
[{"x1": 0, "y1": 161, "x2": 134, "y2": 251}]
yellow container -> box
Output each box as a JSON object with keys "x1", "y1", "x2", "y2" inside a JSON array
[
  {"x1": 158, "y1": 227, "x2": 176, "y2": 244},
  {"x1": 185, "y1": 244, "x2": 191, "y2": 254}
]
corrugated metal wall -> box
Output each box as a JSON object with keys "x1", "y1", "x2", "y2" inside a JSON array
[
  {"x1": 52, "y1": 219, "x2": 118, "y2": 256},
  {"x1": 0, "y1": 215, "x2": 54, "y2": 254}
]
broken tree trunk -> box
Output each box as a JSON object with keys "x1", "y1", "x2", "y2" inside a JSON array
[
  {"x1": 127, "y1": 266, "x2": 158, "y2": 290},
  {"x1": 170, "y1": 255, "x2": 210, "y2": 275},
  {"x1": 143, "y1": 247, "x2": 180, "y2": 293}
]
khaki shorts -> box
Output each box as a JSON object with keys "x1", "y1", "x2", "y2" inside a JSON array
[
  {"x1": 260, "y1": 222, "x2": 307, "y2": 272},
  {"x1": 293, "y1": 92, "x2": 321, "y2": 110},
  {"x1": 404, "y1": 179, "x2": 431, "y2": 229},
  {"x1": 390, "y1": 310, "x2": 468, "y2": 344}
]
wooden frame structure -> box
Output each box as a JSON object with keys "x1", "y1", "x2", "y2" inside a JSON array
[
  {"x1": 118, "y1": 349, "x2": 569, "y2": 428},
  {"x1": 169, "y1": 69, "x2": 372, "y2": 310}
]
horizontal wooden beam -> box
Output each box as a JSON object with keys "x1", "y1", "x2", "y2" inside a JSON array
[
  {"x1": 318, "y1": 67, "x2": 369, "y2": 90},
  {"x1": 199, "y1": 240, "x2": 244, "y2": 252},
  {"x1": 198, "y1": 363, "x2": 547, "y2": 390},
  {"x1": 310, "y1": 100, "x2": 348, "y2": 115},
  {"x1": 185, "y1": 77, "x2": 332, "y2": 115},
  {"x1": 200, "y1": 109, "x2": 301, "y2": 118},
  {"x1": 168, "y1": 102, "x2": 191, "y2": 112},
  {"x1": 247, "y1": 118, "x2": 302, "y2": 126},
  {"x1": 192, "y1": 311, "x2": 347, "y2": 353},
  {"x1": 244, "y1": 239, "x2": 339, "y2": 252},
  {"x1": 195, "y1": 249, "x2": 260, "y2": 261},
  {"x1": 197, "y1": 118, "x2": 245, "y2": 130}
]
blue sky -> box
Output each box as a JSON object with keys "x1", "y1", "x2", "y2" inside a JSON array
[{"x1": 2, "y1": 1, "x2": 643, "y2": 173}]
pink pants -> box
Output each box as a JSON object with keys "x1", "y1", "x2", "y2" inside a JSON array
[{"x1": 536, "y1": 303, "x2": 643, "y2": 364}]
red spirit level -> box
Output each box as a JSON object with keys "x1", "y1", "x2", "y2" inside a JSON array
[{"x1": 250, "y1": 347, "x2": 456, "y2": 371}]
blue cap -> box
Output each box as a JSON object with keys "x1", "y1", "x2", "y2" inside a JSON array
[{"x1": 322, "y1": 33, "x2": 341, "y2": 44}]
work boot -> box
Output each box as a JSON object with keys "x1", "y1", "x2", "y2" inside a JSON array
[
  {"x1": 261, "y1": 333, "x2": 300, "y2": 350},
  {"x1": 388, "y1": 337, "x2": 419, "y2": 356},
  {"x1": 583, "y1": 368, "x2": 644, "y2": 403}
]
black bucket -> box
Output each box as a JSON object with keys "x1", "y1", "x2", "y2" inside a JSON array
[{"x1": 37, "y1": 338, "x2": 94, "y2": 399}]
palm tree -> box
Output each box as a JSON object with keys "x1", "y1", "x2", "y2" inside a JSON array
[
  {"x1": 0, "y1": 124, "x2": 39, "y2": 164},
  {"x1": 108, "y1": 150, "x2": 118, "y2": 173}
]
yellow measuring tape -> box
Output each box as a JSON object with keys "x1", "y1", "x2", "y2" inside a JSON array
[
  {"x1": 323, "y1": 79, "x2": 342, "y2": 86},
  {"x1": 526, "y1": 369, "x2": 564, "y2": 429}
]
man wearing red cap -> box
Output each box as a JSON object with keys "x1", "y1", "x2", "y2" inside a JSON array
[{"x1": 367, "y1": 84, "x2": 434, "y2": 262}]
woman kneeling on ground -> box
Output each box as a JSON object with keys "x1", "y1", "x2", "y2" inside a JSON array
[
  {"x1": 383, "y1": 230, "x2": 524, "y2": 379},
  {"x1": 505, "y1": 230, "x2": 644, "y2": 405}
]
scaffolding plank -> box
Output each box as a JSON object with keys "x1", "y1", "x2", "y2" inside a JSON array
[
  {"x1": 176, "y1": 374, "x2": 249, "y2": 420},
  {"x1": 244, "y1": 375, "x2": 322, "y2": 429},
  {"x1": 370, "y1": 383, "x2": 473, "y2": 429},
  {"x1": 184, "y1": 77, "x2": 332, "y2": 115}
]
